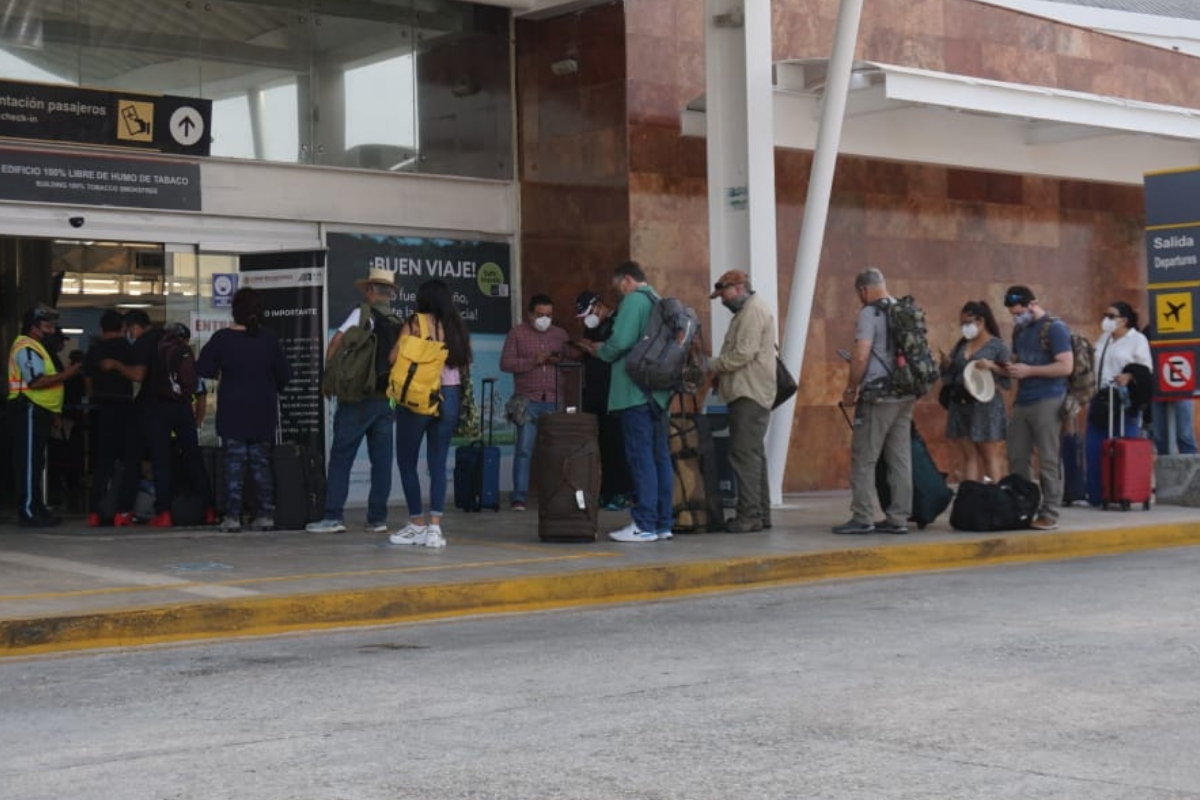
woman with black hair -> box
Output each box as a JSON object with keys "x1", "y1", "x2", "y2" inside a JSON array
[
  {"x1": 388, "y1": 279, "x2": 473, "y2": 548},
  {"x1": 197, "y1": 286, "x2": 292, "y2": 532},
  {"x1": 939, "y1": 300, "x2": 1012, "y2": 483},
  {"x1": 1085, "y1": 300, "x2": 1152, "y2": 506}
]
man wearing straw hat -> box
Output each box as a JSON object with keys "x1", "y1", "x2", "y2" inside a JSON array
[{"x1": 307, "y1": 266, "x2": 402, "y2": 534}]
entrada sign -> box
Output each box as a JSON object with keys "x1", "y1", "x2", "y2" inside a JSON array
[{"x1": 0, "y1": 79, "x2": 212, "y2": 156}]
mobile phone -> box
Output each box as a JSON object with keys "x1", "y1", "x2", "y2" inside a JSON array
[{"x1": 837, "y1": 349, "x2": 852, "y2": 363}]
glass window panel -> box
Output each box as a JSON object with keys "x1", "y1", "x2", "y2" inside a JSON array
[{"x1": 211, "y1": 94, "x2": 254, "y2": 159}]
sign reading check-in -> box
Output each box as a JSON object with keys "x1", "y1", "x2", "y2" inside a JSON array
[
  {"x1": 1144, "y1": 167, "x2": 1200, "y2": 399},
  {"x1": 0, "y1": 79, "x2": 212, "y2": 156}
]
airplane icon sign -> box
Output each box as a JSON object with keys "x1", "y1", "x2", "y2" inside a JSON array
[{"x1": 1156, "y1": 292, "x2": 1193, "y2": 334}]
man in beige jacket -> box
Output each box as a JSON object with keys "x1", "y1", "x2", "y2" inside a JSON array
[{"x1": 709, "y1": 269, "x2": 777, "y2": 532}]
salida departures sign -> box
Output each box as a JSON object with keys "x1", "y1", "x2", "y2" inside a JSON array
[
  {"x1": 1144, "y1": 167, "x2": 1200, "y2": 399},
  {"x1": 0, "y1": 78, "x2": 211, "y2": 156}
]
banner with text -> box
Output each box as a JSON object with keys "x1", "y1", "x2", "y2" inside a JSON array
[{"x1": 0, "y1": 147, "x2": 200, "y2": 210}]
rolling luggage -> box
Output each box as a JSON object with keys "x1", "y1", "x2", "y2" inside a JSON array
[
  {"x1": 1061, "y1": 416, "x2": 1086, "y2": 506},
  {"x1": 1100, "y1": 386, "x2": 1153, "y2": 511},
  {"x1": 536, "y1": 364, "x2": 601, "y2": 542},
  {"x1": 668, "y1": 396, "x2": 724, "y2": 532},
  {"x1": 271, "y1": 443, "x2": 326, "y2": 530},
  {"x1": 454, "y1": 377, "x2": 501, "y2": 512},
  {"x1": 949, "y1": 474, "x2": 1040, "y2": 531}
]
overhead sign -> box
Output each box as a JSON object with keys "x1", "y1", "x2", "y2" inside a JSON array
[
  {"x1": 1144, "y1": 167, "x2": 1200, "y2": 399},
  {"x1": 0, "y1": 78, "x2": 212, "y2": 156},
  {"x1": 0, "y1": 146, "x2": 200, "y2": 210}
]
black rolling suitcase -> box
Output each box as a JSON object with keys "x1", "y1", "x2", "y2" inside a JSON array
[
  {"x1": 454, "y1": 378, "x2": 501, "y2": 512},
  {"x1": 271, "y1": 443, "x2": 326, "y2": 530},
  {"x1": 536, "y1": 364, "x2": 601, "y2": 542}
]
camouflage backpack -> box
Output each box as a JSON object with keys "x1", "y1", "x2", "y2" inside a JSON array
[{"x1": 872, "y1": 296, "x2": 939, "y2": 398}]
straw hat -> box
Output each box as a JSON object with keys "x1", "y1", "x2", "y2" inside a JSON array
[
  {"x1": 354, "y1": 266, "x2": 397, "y2": 291},
  {"x1": 962, "y1": 360, "x2": 996, "y2": 403}
]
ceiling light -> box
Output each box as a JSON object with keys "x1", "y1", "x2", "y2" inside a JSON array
[{"x1": 116, "y1": 302, "x2": 153, "y2": 309}]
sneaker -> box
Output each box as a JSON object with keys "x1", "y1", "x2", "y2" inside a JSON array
[
  {"x1": 656, "y1": 529, "x2": 674, "y2": 541},
  {"x1": 608, "y1": 522, "x2": 658, "y2": 543},
  {"x1": 219, "y1": 515, "x2": 242, "y2": 533},
  {"x1": 18, "y1": 514, "x2": 61, "y2": 528},
  {"x1": 204, "y1": 507, "x2": 219, "y2": 525},
  {"x1": 87, "y1": 512, "x2": 104, "y2": 527},
  {"x1": 148, "y1": 510, "x2": 173, "y2": 528},
  {"x1": 305, "y1": 518, "x2": 347, "y2": 534},
  {"x1": 831, "y1": 519, "x2": 875, "y2": 535},
  {"x1": 113, "y1": 512, "x2": 136, "y2": 527},
  {"x1": 874, "y1": 519, "x2": 909, "y2": 535},
  {"x1": 726, "y1": 516, "x2": 764, "y2": 533},
  {"x1": 1030, "y1": 515, "x2": 1058, "y2": 531},
  {"x1": 389, "y1": 522, "x2": 428, "y2": 545},
  {"x1": 250, "y1": 516, "x2": 275, "y2": 532},
  {"x1": 422, "y1": 525, "x2": 447, "y2": 549},
  {"x1": 363, "y1": 521, "x2": 389, "y2": 533},
  {"x1": 511, "y1": 501, "x2": 527, "y2": 512}
]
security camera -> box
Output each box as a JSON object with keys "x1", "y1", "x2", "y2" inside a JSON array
[{"x1": 68, "y1": 216, "x2": 85, "y2": 229}]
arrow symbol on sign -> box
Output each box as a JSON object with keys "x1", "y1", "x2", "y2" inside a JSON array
[{"x1": 179, "y1": 115, "x2": 196, "y2": 136}]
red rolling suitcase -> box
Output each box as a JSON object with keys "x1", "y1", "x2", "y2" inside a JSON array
[{"x1": 1100, "y1": 386, "x2": 1153, "y2": 511}]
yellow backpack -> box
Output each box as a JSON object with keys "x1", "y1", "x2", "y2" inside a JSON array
[{"x1": 387, "y1": 314, "x2": 448, "y2": 416}]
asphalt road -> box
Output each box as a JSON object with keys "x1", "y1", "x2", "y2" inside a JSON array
[{"x1": 4, "y1": 549, "x2": 1200, "y2": 799}]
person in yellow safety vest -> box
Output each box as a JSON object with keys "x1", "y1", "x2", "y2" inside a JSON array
[{"x1": 7, "y1": 303, "x2": 82, "y2": 527}]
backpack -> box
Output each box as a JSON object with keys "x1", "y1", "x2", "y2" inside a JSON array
[
  {"x1": 872, "y1": 296, "x2": 939, "y2": 398},
  {"x1": 387, "y1": 313, "x2": 449, "y2": 416},
  {"x1": 1027, "y1": 316, "x2": 1094, "y2": 418},
  {"x1": 321, "y1": 303, "x2": 402, "y2": 403},
  {"x1": 625, "y1": 289, "x2": 707, "y2": 393},
  {"x1": 156, "y1": 332, "x2": 198, "y2": 402}
]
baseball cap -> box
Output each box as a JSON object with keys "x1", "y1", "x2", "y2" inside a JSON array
[
  {"x1": 710, "y1": 269, "x2": 749, "y2": 299},
  {"x1": 575, "y1": 290, "x2": 600, "y2": 317}
]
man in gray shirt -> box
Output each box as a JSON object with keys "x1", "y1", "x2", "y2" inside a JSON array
[{"x1": 835, "y1": 267, "x2": 915, "y2": 535}]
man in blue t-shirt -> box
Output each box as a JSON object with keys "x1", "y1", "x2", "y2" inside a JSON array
[{"x1": 1002, "y1": 285, "x2": 1073, "y2": 530}]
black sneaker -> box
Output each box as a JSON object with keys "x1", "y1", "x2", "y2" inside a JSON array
[
  {"x1": 831, "y1": 519, "x2": 875, "y2": 535},
  {"x1": 18, "y1": 514, "x2": 61, "y2": 528},
  {"x1": 874, "y1": 519, "x2": 909, "y2": 535}
]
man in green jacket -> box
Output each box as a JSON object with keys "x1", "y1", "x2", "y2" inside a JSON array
[
  {"x1": 579, "y1": 261, "x2": 673, "y2": 542},
  {"x1": 709, "y1": 269, "x2": 777, "y2": 532}
]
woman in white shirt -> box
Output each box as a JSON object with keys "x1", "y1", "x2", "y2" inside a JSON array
[{"x1": 1085, "y1": 301, "x2": 1153, "y2": 505}]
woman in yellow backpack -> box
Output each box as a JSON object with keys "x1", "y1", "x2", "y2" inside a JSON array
[{"x1": 387, "y1": 279, "x2": 473, "y2": 548}]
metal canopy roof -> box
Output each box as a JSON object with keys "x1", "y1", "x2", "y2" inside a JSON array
[{"x1": 682, "y1": 59, "x2": 1200, "y2": 185}]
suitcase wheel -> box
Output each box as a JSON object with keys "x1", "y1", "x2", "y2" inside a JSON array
[
  {"x1": 1143, "y1": 500, "x2": 1151, "y2": 510},
  {"x1": 1121, "y1": 501, "x2": 1130, "y2": 511}
]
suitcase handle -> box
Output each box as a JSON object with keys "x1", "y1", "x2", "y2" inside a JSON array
[{"x1": 481, "y1": 377, "x2": 496, "y2": 447}]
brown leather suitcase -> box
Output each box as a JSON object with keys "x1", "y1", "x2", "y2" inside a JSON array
[{"x1": 534, "y1": 411, "x2": 600, "y2": 542}]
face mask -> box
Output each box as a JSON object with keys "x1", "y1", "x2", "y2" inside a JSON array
[
  {"x1": 1101, "y1": 317, "x2": 1118, "y2": 334},
  {"x1": 1013, "y1": 311, "x2": 1033, "y2": 327},
  {"x1": 961, "y1": 323, "x2": 980, "y2": 340},
  {"x1": 583, "y1": 313, "x2": 600, "y2": 329},
  {"x1": 126, "y1": 331, "x2": 137, "y2": 344},
  {"x1": 533, "y1": 316, "x2": 552, "y2": 333}
]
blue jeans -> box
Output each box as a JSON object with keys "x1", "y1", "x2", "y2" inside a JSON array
[
  {"x1": 324, "y1": 396, "x2": 393, "y2": 524},
  {"x1": 620, "y1": 403, "x2": 674, "y2": 533},
  {"x1": 1151, "y1": 400, "x2": 1198, "y2": 455},
  {"x1": 395, "y1": 385, "x2": 461, "y2": 517},
  {"x1": 1085, "y1": 416, "x2": 1142, "y2": 506},
  {"x1": 511, "y1": 400, "x2": 557, "y2": 504}
]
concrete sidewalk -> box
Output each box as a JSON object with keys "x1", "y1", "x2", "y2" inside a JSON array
[{"x1": 2, "y1": 493, "x2": 1198, "y2": 657}]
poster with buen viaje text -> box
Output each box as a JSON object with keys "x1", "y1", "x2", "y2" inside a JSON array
[{"x1": 325, "y1": 233, "x2": 517, "y2": 510}]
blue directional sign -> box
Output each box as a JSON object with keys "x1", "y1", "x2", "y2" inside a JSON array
[{"x1": 211, "y1": 273, "x2": 237, "y2": 308}]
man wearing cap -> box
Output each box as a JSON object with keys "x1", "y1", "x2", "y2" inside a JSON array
[
  {"x1": 709, "y1": 269, "x2": 777, "y2": 532},
  {"x1": 307, "y1": 266, "x2": 402, "y2": 533},
  {"x1": 7, "y1": 303, "x2": 82, "y2": 527},
  {"x1": 834, "y1": 268, "x2": 915, "y2": 535},
  {"x1": 1002, "y1": 285, "x2": 1073, "y2": 530},
  {"x1": 500, "y1": 294, "x2": 572, "y2": 511},
  {"x1": 575, "y1": 289, "x2": 632, "y2": 509}
]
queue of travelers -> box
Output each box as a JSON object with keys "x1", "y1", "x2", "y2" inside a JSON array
[{"x1": 7, "y1": 267, "x2": 1194, "y2": 538}]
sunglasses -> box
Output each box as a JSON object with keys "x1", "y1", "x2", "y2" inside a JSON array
[
  {"x1": 1004, "y1": 293, "x2": 1030, "y2": 307},
  {"x1": 1104, "y1": 312, "x2": 1121, "y2": 320}
]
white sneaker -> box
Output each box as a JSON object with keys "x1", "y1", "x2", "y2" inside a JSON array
[
  {"x1": 422, "y1": 525, "x2": 447, "y2": 549},
  {"x1": 305, "y1": 518, "x2": 346, "y2": 534},
  {"x1": 389, "y1": 522, "x2": 427, "y2": 545},
  {"x1": 364, "y1": 521, "x2": 388, "y2": 533},
  {"x1": 656, "y1": 529, "x2": 674, "y2": 541},
  {"x1": 608, "y1": 522, "x2": 658, "y2": 543}
]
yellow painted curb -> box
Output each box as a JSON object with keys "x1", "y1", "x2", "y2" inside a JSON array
[{"x1": 3, "y1": 521, "x2": 1199, "y2": 656}]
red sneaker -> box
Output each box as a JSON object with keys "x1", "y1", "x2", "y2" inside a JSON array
[
  {"x1": 87, "y1": 512, "x2": 104, "y2": 527},
  {"x1": 148, "y1": 511, "x2": 174, "y2": 528},
  {"x1": 203, "y1": 507, "x2": 218, "y2": 525},
  {"x1": 113, "y1": 512, "x2": 136, "y2": 527}
]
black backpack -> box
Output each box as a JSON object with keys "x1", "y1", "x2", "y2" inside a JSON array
[{"x1": 156, "y1": 332, "x2": 198, "y2": 402}]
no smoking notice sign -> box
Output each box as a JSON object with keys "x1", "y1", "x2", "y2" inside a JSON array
[{"x1": 1158, "y1": 350, "x2": 1196, "y2": 395}]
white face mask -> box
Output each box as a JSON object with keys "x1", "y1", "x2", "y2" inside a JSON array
[
  {"x1": 961, "y1": 323, "x2": 980, "y2": 340},
  {"x1": 1013, "y1": 310, "x2": 1033, "y2": 327},
  {"x1": 533, "y1": 315, "x2": 552, "y2": 333},
  {"x1": 583, "y1": 313, "x2": 600, "y2": 329},
  {"x1": 1101, "y1": 317, "x2": 1118, "y2": 334}
]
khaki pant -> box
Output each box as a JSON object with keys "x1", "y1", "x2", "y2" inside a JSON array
[
  {"x1": 1007, "y1": 396, "x2": 1063, "y2": 519},
  {"x1": 850, "y1": 398, "x2": 916, "y2": 526},
  {"x1": 729, "y1": 397, "x2": 770, "y2": 523}
]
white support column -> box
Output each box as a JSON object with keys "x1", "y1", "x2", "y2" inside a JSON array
[
  {"x1": 765, "y1": 0, "x2": 866, "y2": 502},
  {"x1": 705, "y1": 0, "x2": 778, "y2": 366}
]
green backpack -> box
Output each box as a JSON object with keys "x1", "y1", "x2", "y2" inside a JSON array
[
  {"x1": 873, "y1": 296, "x2": 939, "y2": 398},
  {"x1": 321, "y1": 303, "x2": 379, "y2": 404}
]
